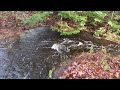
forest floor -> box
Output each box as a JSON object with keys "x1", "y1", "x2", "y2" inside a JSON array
[
  {"x1": 0, "y1": 11, "x2": 60, "y2": 39},
  {"x1": 0, "y1": 11, "x2": 120, "y2": 79},
  {"x1": 0, "y1": 11, "x2": 35, "y2": 39},
  {"x1": 54, "y1": 50, "x2": 120, "y2": 79}
]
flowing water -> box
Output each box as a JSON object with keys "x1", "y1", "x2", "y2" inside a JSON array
[{"x1": 0, "y1": 27, "x2": 119, "y2": 79}]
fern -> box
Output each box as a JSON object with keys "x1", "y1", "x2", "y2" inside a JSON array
[
  {"x1": 20, "y1": 11, "x2": 120, "y2": 40},
  {"x1": 94, "y1": 27, "x2": 106, "y2": 36},
  {"x1": 60, "y1": 30, "x2": 80, "y2": 35},
  {"x1": 22, "y1": 11, "x2": 53, "y2": 25},
  {"x1": 108, "y1": 20, "x2": 120, "y2": 29}
]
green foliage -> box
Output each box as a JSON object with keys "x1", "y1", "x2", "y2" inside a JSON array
[
  {"x1": 51, "y1": 11, "x2": 88, "y2": 35},
  {"x1": 21, "y1": 11, "x2": 53, "y2": 25},
  {"x1": 114, "y1": 29, "x2": 120, "y2": 35},
  {"x1": 48, "y1": 67, "x2": 55, "y2": 78},
  {"x1": 51, "y1": 25, "x2": 80, "y2": 35},
  {"x1": 78, "y1": 11, "x2": 107, "y2": 25},
  {"x1": 60, "y1": 30, "x2": 80, "y2": 35},
  {"x1": 107, "y1": 12, "x2": 120, "y2": 35},
  {"x1": 108, "y1": 20, "x2": 120, "y2": 29},
  {"x1": 101, "y1": 59, "x2": 110, "y2": 71},
  {"x1": 52, "y1": 11, "x2": 108, "y2": 35},
  {"x1": 21, "y1": 11, "x2": 120, "y2": 40},
  {"x1": 114, "y1": 14, "x2": 120, "y2": 20},
  {"x1": 50, "y1": 11, "x2": 120, "y2": 37},
  {"x1": 58, "y1": 11, "x2": 87, "y2": 22},
  {"x1": 101, "y1": 47, "x2": 111, "y2": 71},
  {"x1": 94, "y1": 27, "x2": 106, "y2": 36}
]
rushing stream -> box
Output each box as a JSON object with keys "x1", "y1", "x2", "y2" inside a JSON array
[{"x1": 0, "y1": 27, "x2": 120, "y2": 79}]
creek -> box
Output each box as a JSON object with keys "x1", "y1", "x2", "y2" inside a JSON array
[{"x1": 0, "y1": 27, "x2": 119, "y2": 79}]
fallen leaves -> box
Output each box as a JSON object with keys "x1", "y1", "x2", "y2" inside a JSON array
[{"x1": 54, "y1": 50, "x2": 120, "y2": 79}]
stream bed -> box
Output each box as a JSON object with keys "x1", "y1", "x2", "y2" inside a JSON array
[{"x1": 0, "y1": 27, "x2": 120, "y2": 79}]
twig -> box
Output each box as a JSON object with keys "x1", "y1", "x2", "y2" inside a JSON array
[{"x1": 111, "y1": 11, "x2": 115, "y2": 20}]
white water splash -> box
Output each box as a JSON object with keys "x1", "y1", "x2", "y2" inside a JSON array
[{"x1": 51, "y1": 43, "x2": 70, "y2": 53}]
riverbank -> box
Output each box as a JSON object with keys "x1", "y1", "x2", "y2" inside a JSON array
[
  {"x1": 0, "y1": 11, "x2": 120, "y2": 43},
  {"x1": 53, "y1": 49, "x2": 120, "y2": 79}
]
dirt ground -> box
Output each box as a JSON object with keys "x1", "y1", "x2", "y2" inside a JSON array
[
  {"x1": 0, "y1": 11, "x2": 37, "y2": 39},
  {"x1": 0, "y1": 11, "x2": 61, "y2": 39}
]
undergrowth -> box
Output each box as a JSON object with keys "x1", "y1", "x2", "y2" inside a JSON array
[
  {"x1": 21, "y1": 11, "x2": 53, "y2": 26},
  {"x1": 20, "y1": 11, "x2": 120, "y2": 41}
]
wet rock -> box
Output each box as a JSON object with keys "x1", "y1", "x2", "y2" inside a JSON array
[{"x1": 51, "y1": 43, "x2": 70, "y2": 53}]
